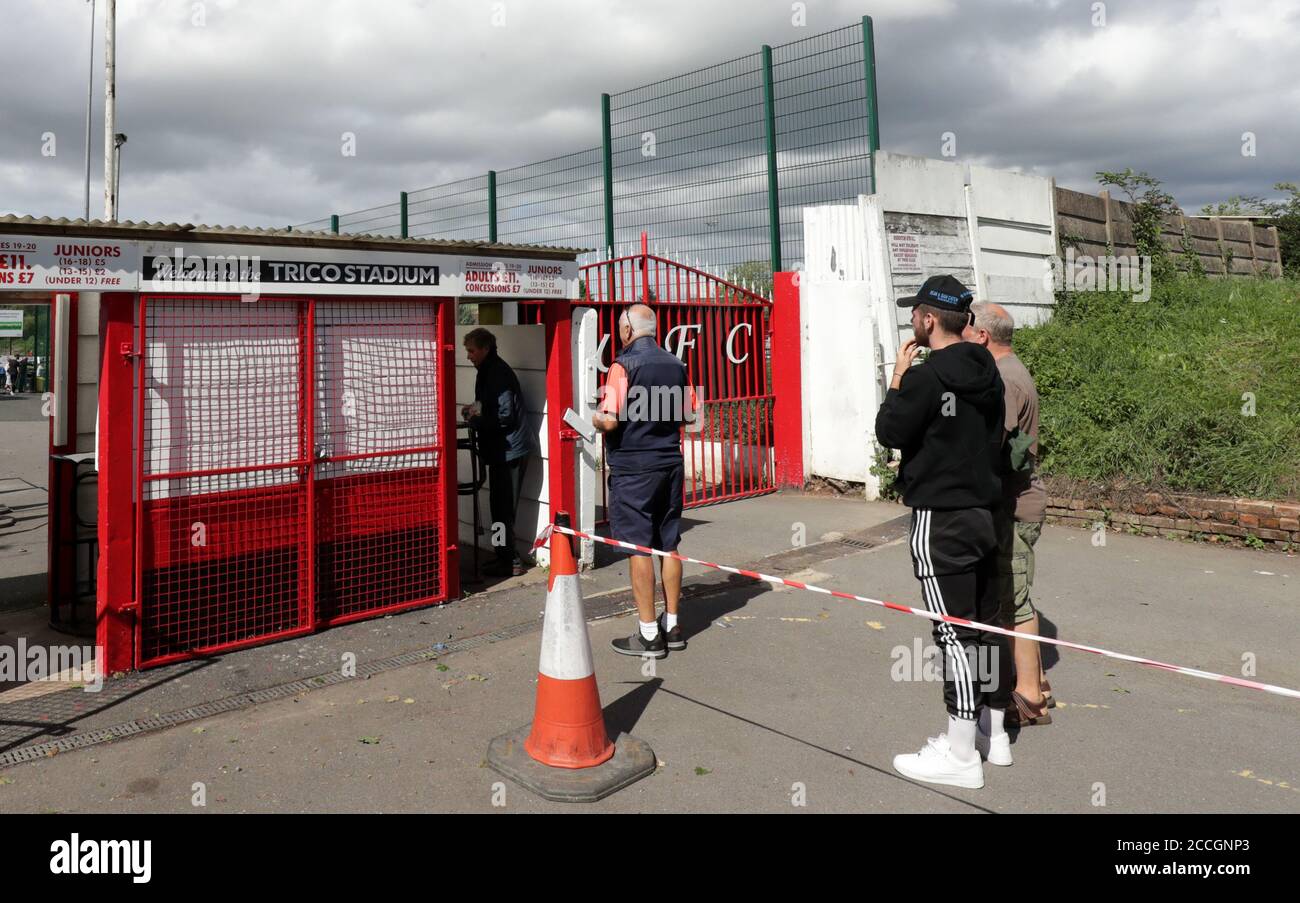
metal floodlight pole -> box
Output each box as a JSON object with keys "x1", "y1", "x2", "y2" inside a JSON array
[
  {"x1": 761, "y1": 44, "x2": 781, "y2": 274},
  {"x1": 103, "y1": 0, "x2": 116, "y2": 221},
  {"x1": 83, "y1": 0, "x2": 95, "y2": 221},
  {"x1": 400, "y1": 191, "x2": 409, "y2": 238},
  {"x1": 487, "y1": 170, "x2": 497, "y2": 243}
]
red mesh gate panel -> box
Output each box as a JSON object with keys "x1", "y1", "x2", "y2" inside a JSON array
[
  {"x1": 136, "y1": 296, "x2": 449, "y2": 669},
  {"x1": 522, "y1": 243, "x2": 775, "y2": 516},
  {"x1": 138, "y1": 298, "x2": 312, "y2": 666},
  {"x1": 313, "y1": 301, "x2": 445, "y2": 626}
]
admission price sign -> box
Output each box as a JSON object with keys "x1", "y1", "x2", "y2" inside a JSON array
[{"x1": 0, "y1": 235, "x2": 137, "y2": 290}]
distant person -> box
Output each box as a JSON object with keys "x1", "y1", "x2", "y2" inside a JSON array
[
  {"x1": 462, "y1": 327, "x2": 532, "y2": 578},
  {"x1": 874, "y1": 275, "x2": 1011, "y2": 789},
  {"x1": 966, "y1": 302, "x2": 1052, "y2": 727},
  {"x1": 16, "y1": 356, "x2": 29, "y2": 393}
]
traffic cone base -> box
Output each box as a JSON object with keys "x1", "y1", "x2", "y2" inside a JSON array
[{"x1": 485, "y1": 514, "x2": 655, "y2": 802}]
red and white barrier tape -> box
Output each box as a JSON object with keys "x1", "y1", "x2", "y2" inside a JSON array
[{"x1": 534, "y1": 524, "x2": 1300, "y2": 701}]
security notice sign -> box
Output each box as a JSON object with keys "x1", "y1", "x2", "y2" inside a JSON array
[
  {"x1": 888, "y1": 232, "x2": 922, "y2": 274},
  {"x1": 0, "y1": 309, "x2": 23, "y2": 338},
  {"x1": 0, "y1": 235, "x2": 138, "y2": 290}
]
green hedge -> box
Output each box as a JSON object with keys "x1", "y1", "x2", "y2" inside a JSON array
[{"x1": 1014, "y1": 277, "x2": 1300, "y2": 501}]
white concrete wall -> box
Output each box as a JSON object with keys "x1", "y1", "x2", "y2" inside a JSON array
[
  {"x1": 799, "y1": 152, "x2": 1062, "y2": 495},
  {"x1": 967, "y1": 164, "x2": 1057, "y2": 326},
  {"x1": 454, "y1": 323, "x2": 551, "y2": 566},
  {"x1": 76, "y1": 293, "x2": 99, "y2": 456},
  {"x1": 800, "y1": 204, "x2": 881, "y2": 494}
]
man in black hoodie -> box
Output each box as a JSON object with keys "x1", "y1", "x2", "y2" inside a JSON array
[{"x1": 874, "y1": 274, "x2": 1013, "y2": 790}]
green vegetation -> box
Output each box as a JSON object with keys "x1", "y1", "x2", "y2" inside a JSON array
[{"x1": 1014, "y1": 276, "x2": 1300, "y2": 501}]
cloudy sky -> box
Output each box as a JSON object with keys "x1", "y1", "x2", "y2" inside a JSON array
[{"x1": 3, "y1": 0, "x2": 1297, "y2": 236}]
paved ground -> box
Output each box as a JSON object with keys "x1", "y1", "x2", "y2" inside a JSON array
[
  {"x1": 0, "y1": 392, "x2": 48, "y2": 614},
  {"x1": 0, "y1": 493, "x2": 1295, "y2": 813}
]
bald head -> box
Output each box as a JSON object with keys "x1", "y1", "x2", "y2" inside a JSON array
[
  {"x1": 970, "y1": 302, "x2": 1014, "y2": 346},
  {"x1": 622, "y1": 303, "x2": 657, "y2": 340}
]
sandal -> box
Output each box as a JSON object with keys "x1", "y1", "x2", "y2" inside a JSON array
[
  {"x1": 1041, "y1": 680, "x2": 1056, "y2": 709},
  {"x1": 1007, "y1": 689, "x2": 1052, "y2": 727}
]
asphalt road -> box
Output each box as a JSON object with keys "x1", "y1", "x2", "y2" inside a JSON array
[{"x1": 0, "y1": 515, "x2": 1294, "y2": 813}]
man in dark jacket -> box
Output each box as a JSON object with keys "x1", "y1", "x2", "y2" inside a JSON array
[
  {"x1": 463, "y1": 328, "x2": 532, "y2": 577},
  {"x1": 874, "y1": 274, "x2": 1012, "y2": 790}
]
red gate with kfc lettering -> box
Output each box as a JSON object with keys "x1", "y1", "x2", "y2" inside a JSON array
[{"x1": 525, "y1": 236, "x2": 777, "y2": 515}]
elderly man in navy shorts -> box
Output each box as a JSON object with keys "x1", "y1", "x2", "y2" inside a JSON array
[{"x1": 593, "y1": 303, "x2": 699, "y2": 659}]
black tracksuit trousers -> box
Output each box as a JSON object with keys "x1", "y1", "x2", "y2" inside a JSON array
[{"x1": 907, "y1": 506, "x2": 1012, "y2": 719}]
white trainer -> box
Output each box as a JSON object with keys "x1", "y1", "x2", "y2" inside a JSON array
[
  {"x1": 975, "y1": 728, "x2": 1013, "y2": 766},
  {"x1": 892, "y1": 734, "x2": 985, "y2": 789}
]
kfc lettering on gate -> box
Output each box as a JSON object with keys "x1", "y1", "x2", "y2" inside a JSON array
[{"x1": 592, "y1": 319, "x2": 755, "y2": 372}]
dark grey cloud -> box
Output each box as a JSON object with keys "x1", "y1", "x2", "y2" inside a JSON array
[{"x1": 2, "y1": 0, "x2": 1296, "y2": 240}]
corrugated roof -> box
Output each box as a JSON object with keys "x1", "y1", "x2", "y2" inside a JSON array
[{"x1": 0, "y1": 215, "x2": 589, "y2": 258}]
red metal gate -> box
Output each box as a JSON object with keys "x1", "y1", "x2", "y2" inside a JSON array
[
  {"x1": 526, "y1": 238, "x2": 776, "y2": 514},
  {"x1": 135, "y1": 296, "x2": 454, "y2": 668}
]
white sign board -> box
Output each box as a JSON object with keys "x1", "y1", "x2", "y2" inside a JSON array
[
  {"x1": 460, "y1": 258, "x2": 572, "y2": 299},
  {"x1": 138, "y1": 242, "x2": 578, "y2": 298},
  {"x1": 0, "y1": 309, "x2": 23, "y2": 338},
  {"x1": 888, "y1": 232, "x2": 922, "y2": 274},
  {"x1": 0, "y1": 233, "x2": 578, "y2": 299},
  {"x1": 0, "y1": 235, "x2": 138, "y2": 291}
]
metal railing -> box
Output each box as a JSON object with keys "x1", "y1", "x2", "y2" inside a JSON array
[{"x1": 296, "y1": 18, "x2": 882, "y2": 276}]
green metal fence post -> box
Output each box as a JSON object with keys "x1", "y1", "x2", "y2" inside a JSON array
[
  {"x1": 601, "y1": 93, "x2": 615, "y2": 258},
  {"x1": 862, "y1": 15, "x2": 882, "y2": 191},
  {"x1": 487, "y1": 171, "x2": 497, "y2": 243},
  {"x1": 400, "y1": 192, "x2": 409, "y2": 238},
  {"x1": 330, "y1": 214, "x2": 340, "y2": 235},
  {"x1": 761, "y1": 44, "x2": 782, "y2": 274}
]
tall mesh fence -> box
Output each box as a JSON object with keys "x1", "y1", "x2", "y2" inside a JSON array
[{"x1": 296, "y1": 21, "x2": 875, "y2": 277}]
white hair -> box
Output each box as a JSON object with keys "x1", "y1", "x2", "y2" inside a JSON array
[
  {"x1": 971, "y1": 302, "x2": 1014, "y2": 345},
  {"x1": 622, "y1": 307, "x2": 657, "y2": 339}
]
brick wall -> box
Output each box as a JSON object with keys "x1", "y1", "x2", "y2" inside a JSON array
[{"x1": 1046, "y1": 492, "x2": 1300, "y2": 547}]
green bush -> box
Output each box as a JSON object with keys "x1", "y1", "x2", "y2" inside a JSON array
[{"x1": 1014, "y1": 276, "x2": 1300, "y2": 500}]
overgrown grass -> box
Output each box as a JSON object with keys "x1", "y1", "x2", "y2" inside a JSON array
[{"x1": 1013, "y1": 277, "x2": 1300, "y2": 501}]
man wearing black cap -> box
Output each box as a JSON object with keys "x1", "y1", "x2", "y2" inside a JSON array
[{"x1": 875, "y1": 274, "x2": 1013, "y2": 790}]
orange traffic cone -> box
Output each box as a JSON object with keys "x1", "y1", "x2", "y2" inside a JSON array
[
  {"x1": 486, "y1": 512, "x2": 655, "y2": 801},
  {"x1": 523, "y1": 523, "x2": 615, "y2": 768}
]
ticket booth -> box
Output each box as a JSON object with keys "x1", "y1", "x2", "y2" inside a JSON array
[{"x1": 0, "y1": 219, "x2": 580, "y2": 672}]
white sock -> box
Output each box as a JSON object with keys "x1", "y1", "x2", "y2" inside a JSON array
[
  {"x1": 947, "y1": 715, "x2": 978, "y2": 762},
  {"x1": 664, "y1": 611, "x2": 678, "y2": 631},
  {"x1": 639, "y1": 620, "x2": 659, "y2": 641},
  {"x1": 986, "y1": 707, "x2": 1007, "y2": 738}
]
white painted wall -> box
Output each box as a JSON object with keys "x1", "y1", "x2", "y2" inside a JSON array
[
  {"x1": 800, "y1": 204, "x2": 882, "y2": 495},
  {"x1": 799, "y1": 152, "x2": 1062, "y2": 494},
  {"x1": 967, "y1": 164, "x2": 1057, "y2": 326}
]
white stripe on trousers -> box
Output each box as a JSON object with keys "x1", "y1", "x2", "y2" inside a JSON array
[{"x1": 912, "y1": 509, "x2": 975, "y2": 719}]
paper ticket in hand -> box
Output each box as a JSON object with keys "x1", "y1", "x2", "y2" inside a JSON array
[{"x1": 562, "y1": 408, "x2": 597, "y2": 443}]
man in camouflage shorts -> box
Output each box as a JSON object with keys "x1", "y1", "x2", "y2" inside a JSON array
[{"x1": 967, "y1": 303, "x2": 1052, "y2": 727}]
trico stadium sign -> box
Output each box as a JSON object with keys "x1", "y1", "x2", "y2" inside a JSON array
[{"x1": 0, "y1": 234, "x2": 577, "y2": 299}]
